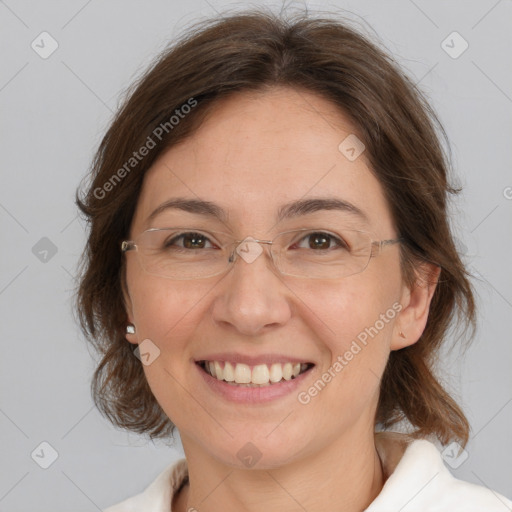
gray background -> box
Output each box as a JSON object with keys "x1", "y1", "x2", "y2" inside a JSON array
[{"x1": 1, "y1": 0, "x2": 511, "y2": 510}]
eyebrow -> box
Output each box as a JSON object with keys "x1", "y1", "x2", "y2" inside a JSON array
[{"x1": 148, "y1": 196, "x2": 369, "y2": 225}]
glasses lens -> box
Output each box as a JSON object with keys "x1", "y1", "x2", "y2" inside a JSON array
[
  {"x1": 137, "y1": 228, "x2": 231, "y2": 279},
  {"x1": 132, "y1": 227, "x2": 373, "y2": 280},
  {"x1": 273, "y1": 229, "x2": 372, "y2": 279}
]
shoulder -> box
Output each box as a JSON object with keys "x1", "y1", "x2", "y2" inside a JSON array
[
  {"x1": 368, "y1": 433, "x2": 512, "y2": 511},
  {"x1": 103, "y1": 458, "x2": 188, "y2": 512}
]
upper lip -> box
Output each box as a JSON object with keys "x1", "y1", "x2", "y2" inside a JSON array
[{"x1": 194, "y1": 353, "x2": 315, "y2": 366}]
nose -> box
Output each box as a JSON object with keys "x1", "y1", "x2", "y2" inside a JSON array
[{"x1": 210, "y1": 241, "x2": 292, "y2": 336}]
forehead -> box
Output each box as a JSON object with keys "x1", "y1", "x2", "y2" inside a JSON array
[{"x1": 132, "y1": 87, "x2": 395, "y2": 235}]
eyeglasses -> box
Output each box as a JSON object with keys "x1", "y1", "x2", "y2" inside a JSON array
[{"x1": 121, "y1": 227, "x2": 402, "y2": 280}]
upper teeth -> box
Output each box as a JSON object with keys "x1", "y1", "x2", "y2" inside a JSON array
[{"x1": 204, "y1": 361, "x2": 308, "y2": 385}]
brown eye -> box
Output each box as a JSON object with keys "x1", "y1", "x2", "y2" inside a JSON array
[
  {"x1": 182, "y1": 233, "x2": 208, "y2": 249},
  {"x1": 294, "y1": 232, "x2": 347, "y2": 251},
  {"x1": 165, "y1": 232, "x2": 214, "y2": 249},
  {"x1": 308, "y1": 233, "x2": 331, "y2": 250}
]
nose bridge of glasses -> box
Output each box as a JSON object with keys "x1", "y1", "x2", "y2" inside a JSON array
[{"x1": 228, "y1": 236, "x2": 275, "y2": 265}]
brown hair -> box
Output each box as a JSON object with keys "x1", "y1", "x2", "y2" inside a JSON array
[{"x1": 76, "y1": 7, "x2": 475, "y2": 446}]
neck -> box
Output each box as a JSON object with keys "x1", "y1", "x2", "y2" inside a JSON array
[{"x1": 175, "y1": 429, "x2": 384, "y2": 512}]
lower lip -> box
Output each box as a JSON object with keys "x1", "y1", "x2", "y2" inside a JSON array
[{"x1": 196, "y1": 363, "x2": 314, "y2": 404}]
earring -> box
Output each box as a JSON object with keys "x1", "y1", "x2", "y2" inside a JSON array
[
  {"x1": 399, "y1": 331, "x2": 406, "y2": 338},
  {"x1": 126, "y1": 324, "x2": 136, "y2": 335}
]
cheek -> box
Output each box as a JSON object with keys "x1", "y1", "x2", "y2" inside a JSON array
[
  {"x1": 126, "y1": 270, "x2": 216, "y2": 425},
  {"x1": 293, "y1": 295, "x2": 392, "y2": 439},
  {"x1": 296, "y1": 275, "x2": 399, "y2": 404},
  {"x1": 127, "y1": 261, "x2": 210, "y2": 344},
  {"x1": 297, "y1": 276, "x2": 398, "y2": 354}
]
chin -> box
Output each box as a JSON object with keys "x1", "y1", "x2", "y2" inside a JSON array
[{"x1": 200, "y1": 427, "x2": 311, "y2": 471}]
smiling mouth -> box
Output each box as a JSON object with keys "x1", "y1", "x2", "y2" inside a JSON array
[{"x1": 197, "y1": 360, "x2": 314, "y2": 387}]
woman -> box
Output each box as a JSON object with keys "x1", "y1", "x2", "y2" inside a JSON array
[{"x1": 76, "y1": 8, "x2": 512, "y2": 512}]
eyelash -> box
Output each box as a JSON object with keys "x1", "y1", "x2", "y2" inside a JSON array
[
  {"x1": 294, "y1": 232, "x2": 348, "y2": 250},
  {"x1": 164, "y1": 231, "x2": 348, "y2": 250}
]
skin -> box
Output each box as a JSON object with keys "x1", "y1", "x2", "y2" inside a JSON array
[{"x1": 123, "y1": 86, "x2": 439, "y2": 512}]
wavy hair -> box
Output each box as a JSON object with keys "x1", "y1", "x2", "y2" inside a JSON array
[{"x1": 76, "y1": 7, "x2": 475, "y2": 445}]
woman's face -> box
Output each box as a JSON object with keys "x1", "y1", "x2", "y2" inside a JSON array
[{"x1": 124, "y1": 87, "x2": 412, "y2": 468}]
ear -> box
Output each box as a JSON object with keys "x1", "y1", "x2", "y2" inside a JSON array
[
  {"x1": 121, "y1": 273, "x2": 138, "y2": 345},
  {"x1": 391, "y1": 263, "x2": 441, "y2": 351}
]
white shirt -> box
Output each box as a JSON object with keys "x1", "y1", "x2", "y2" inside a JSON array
[{"x1": 104, "y1": 432, "x2": 512, "y2": 511}]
